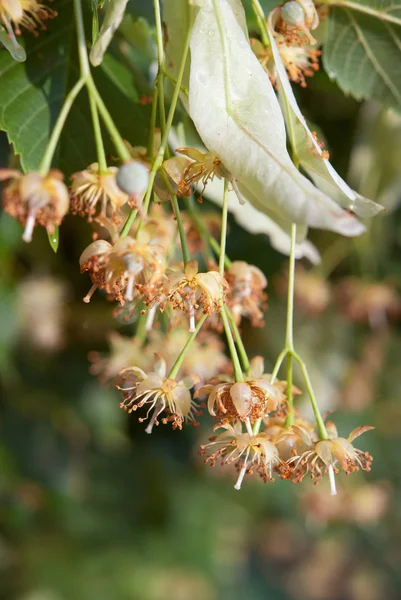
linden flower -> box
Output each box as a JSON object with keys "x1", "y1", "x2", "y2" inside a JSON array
[
  {"x1": 117, "y1": 357, "x2": 200, "y2": 433},
  {"x1": 175, "y1": 147, "x2": 245, "y2": 203},
  {"x1": 196, "y1": 357, "x2": 279, "y2": 422},
  {"x1": 166, "y1": 260, "x2": 228, "y2": 332},
  {"x1": 104, "y1": 236, "x2": 166, "y2": 304},
  {"x1": 0, "y1": 0, "x2": 56, "y2": 38},
  {"x1": 200, "y1": 421, "x2": 282, "y2": 490},
  {"x1": 1, "y1": 169, "x2": 69, "y2": 242},
  {"x1": 225, "y1": 261, "x2": 267, "y2": 327},
  {"x1": 251, "y1": 37, "x2": 320, "y2": 89},
  {"x1": 79, "y1": 239, "x2": 112, "y2": 303},
  {"x1": 70, "y1": 163, "x2": 130, "y2": 222},
  {"x1": 336, "y1": 277, "x2": 401, "y2": 328},
  {"x1": 286, "y1": 424, "x2": 374, "y2": 495},
  {"x1": 88, "y1": 332, "x2": 153, "y2": 382},
  {"x1": 155, "y1": 328, "x2": 230, "y2": 384}
]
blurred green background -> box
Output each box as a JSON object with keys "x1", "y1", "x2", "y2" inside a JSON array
[{"x1": 1, "y1": 1, "x2": 401, "y2": 599}]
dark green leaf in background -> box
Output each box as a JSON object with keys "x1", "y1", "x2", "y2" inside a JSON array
[
  {"x1": 323, "y1": 0, "x2": 401, "y2": 109},
  {"x1": 0, "y1": 0, "x2": 150, "y2": 174}
]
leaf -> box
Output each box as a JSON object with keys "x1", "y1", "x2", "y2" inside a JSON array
[
  {"x1": 323, "y1": 0, "x2": 401, "y2": 109},
  {"x1": 202, "y1": 176, "x2": 321, "y2": 263},
  {"x1": 189, "y1": 0, "x2": 365, "y2": 240},
  {"x1": 90, "y1": 0, "x2": 129, "y2": 67},
  {"x1": 0, "y1": 0, "x2": 150, "y2": 174},
  {"x1": 267, "y1": 25, "x2": 384, "y2": 218},
  {"x1": 48, "y1": 225, "x2": 59, "y2": 253},
  {"x1": 168, "y1": 127, "x2": 321, "y2": 261},
  {"x1": 163, "y1": 0, "x2": 248, "y2": 111}
]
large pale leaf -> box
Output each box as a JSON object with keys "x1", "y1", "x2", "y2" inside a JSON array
[
  {"x1": 163, "y1": 0, "x2": 247, "y2": 112},
  {"x1": 267, "y1": 26, "x2": 383, "y2": 218},
  {"x1": 168, "y1": 127, "x2": 320, "y2": 262},
  {"x1": 323, "y1": 0, "x2": 401, "y2": 109},
  {"x1": 203, "y1": 177, "x2": 321, "y2": 263},
  {"x1": 189, "y1": 0, "x2": 365, "y2": 240},
  {"x1": 0, "y1": 0, "x2": 149, "y2": 174}
]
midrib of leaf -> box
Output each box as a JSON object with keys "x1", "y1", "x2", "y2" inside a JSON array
[
  {"x1": 344, "y1": 8, "x2": 401, "y2": 103},
  {"x1": 211, "y1": 0, "x2": 313, "y2": 196},
  {"x1": 323, "y1": 0, "x2": 401, "y2": 25}
]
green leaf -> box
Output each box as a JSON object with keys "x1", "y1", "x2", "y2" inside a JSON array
[
  {"x1": 48, "y1": 225, "x2": 59, "y2": 253},
  {"x1": 0, "y1": 0, "x2": 150, "y2": 175},
  {"x1": 323, "y1": 0, "x2": 401, "y2": 109}
]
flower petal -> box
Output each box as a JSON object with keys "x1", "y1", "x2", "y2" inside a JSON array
[
  {"x1": 230, "y1": 382, "x2": 252, "y2": 417},
  {"x1": 315, "y1": 440, "x2": 334, "y2": 466},
  {"x1": 348, "y1": 425, "x2": 375, "y2": 442},
  {"x1": 172, "y1": 384, "x2": 192, "y2": 416}
]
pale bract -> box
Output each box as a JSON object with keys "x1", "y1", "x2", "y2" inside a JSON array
[
  {"x1": 163, "y1": 0, "x2": 247, "y2": 110},
  {"x1": 168, "y1": 128, "x2": 320, "y2": 262},
  {"x1": 188, "y1": 0, "x2": 366, "y2": 240},
  {"x1": 267, "y1": 24, "x2": 383, "y2": 219}
]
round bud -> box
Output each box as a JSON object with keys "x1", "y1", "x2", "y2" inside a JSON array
[
  {"x1": 281, "y1": 1, "x2": 306, "y2": 27},
  {"x1": 116, "y1": 160, "x2": 150, "y2": 196},
  {"x1": 297, "y1": 0, "x2": 318, "y2": 27}
]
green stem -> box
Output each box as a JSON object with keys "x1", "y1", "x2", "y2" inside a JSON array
[
  {"x1": 88, "y1": 79, "x2": 131, "y2": 161},
  {"x1": 221, "y1": 303, "x2": 244, "y2": 382},
  {"x1": 39, "y1": 78, "x2": 85, "y2": 175},
  {"x1": 153, "y1": 0, "x2": 167, "y2": 140},
  {"x1": 161, "y1": 171, "x2": 190, "y2": 264},
  {"x1": 162, "y1": 69, "x2": 189, "y2": 97},
  {"x1": 74, "y1": 0, "x2": 130, "y2": 164},
  {"x1": 168, "y1": 314, "x2": 208, "y2": 379},
  {"x1": 135, "y1": 312, "x2": 148, "y2": 344},
  {"x1": 74, "y1": 0, "x2": 90, "y2": 78},
  {"x1": 120, "y1": 25, "x2": 191, "y2": 237},
  {"x1": 147, "y1": 84, "x2": 159, "y2": 161},
  {"x1": 293, "y1": 352, "x2": 329, "y2": 440},
  {"x1": 88, "y1": 89, "x2": 107, "y2": 172},
  {"x1": 219, "y1": 179, "x2": 229, "y2": 276},
  {"x1": 251, "y1": 0, "x2": 270, "y2": 46},
  {"x1": 224, "y1": 306, "x2": 251, "y2": 376},
  {"x1": 284, "y1": 223, "x2": 296, "y2": 427},
  {"x1": 252, "y1": 348, "x2": 288, "y2": 435},
  {"x1": 184, "y1": 197, "x2": 232, "y2": 268}
]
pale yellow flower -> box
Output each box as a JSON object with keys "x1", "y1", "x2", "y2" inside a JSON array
[
  {"x1": 166, "y1": 260, "x2": 228, "y2": 331},
  {"x1": 117, "y1": 357, "x2": 200, "y2": 433},
  {"x1": 1, "y1": 168, "x2": 69, "y2": 242},
  {"x1": 70, "y1": 163, "x2": 130, "y2": 222},
  {"x1": 200, "y1": 420, "x2": 282, "y2": 489}
]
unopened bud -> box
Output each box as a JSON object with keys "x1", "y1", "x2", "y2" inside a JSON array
[
  {"x1": 116, "y1": 160, "x2": 149, "y2": 196},
  {"x1": 281, "y1": 1, "x2": 306, "y2": 27}
]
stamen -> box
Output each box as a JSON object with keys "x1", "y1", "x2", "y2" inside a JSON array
[{"x1": 328, "y1": 465, "x2": 337, "y2": 496}]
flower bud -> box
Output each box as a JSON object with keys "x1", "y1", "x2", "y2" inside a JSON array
[
  {"x1": 281, "y1": 1, "x2": 305, "y2": 27},
  {"x1": 116, "y1": 160, "x2": 150, "y2": 197}
]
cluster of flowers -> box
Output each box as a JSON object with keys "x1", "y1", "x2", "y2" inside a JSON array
[{"x1": 0, "y1": 0, "x2": 377, "y2": 492}]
